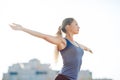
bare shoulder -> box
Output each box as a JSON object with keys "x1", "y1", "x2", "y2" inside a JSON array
[{"x1": 57, "y1": 37, "x2": 67, "y2": 51}]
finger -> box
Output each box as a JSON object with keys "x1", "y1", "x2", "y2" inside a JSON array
[
  {"x1": 89, "y1": 50, "x2": 93, "y2": 53},
  {"x1": 12, "y1": 23, "x2": 16, "y2": 25},
  {"x1": 12, "y1": 23, "x2": 18, "y2": 26},
  {"x1": 13, "y1": 23, "x2": 21, "y2": 27},
  {"x1": 90, "y1": 51, "x2": 93, "y2": 53},
  {"x1": 9, "y1": 24, "x2": 13, "y2": 27},
  {"x1": 12, "y1": 23, "x2": 20, "y2": 26}
]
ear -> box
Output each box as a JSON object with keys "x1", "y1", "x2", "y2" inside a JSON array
[{"x1": 65, "y1": 25, "x2": 70, "y2": 31}]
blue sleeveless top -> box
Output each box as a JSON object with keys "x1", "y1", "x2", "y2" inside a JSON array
[{"x1": 59, "y1": 38, "x2": 84, "y2": 80}]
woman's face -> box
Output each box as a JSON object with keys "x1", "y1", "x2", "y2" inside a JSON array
[{"x1": 68, "y1": 20, "x2": 80, "y2": 34}]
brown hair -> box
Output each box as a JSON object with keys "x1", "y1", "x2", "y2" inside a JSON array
[{"x1": 54, "y1": 18, "x2": 74, "y2": 63}]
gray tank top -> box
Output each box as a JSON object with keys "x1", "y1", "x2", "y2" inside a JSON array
[{"x1": 59, "y1": 38, "x2": 84, "y2": 80}]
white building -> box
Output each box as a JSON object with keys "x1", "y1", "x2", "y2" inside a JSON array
[
  {"x1": 3, "y1": 58, "x2": 93, "y2": 80},
  {"x1": 93, "y1": 78, "x2": 112, "y2": 80},
  {"x1": 2, "y1": 59, "x2": 58, "y2": 80},
  {"x1": 78, "y1": 70, "x2": 92, "y2": 80}
]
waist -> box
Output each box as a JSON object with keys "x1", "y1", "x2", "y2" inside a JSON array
[{"x1": 56, "y1": 74, "x2": 70, "y2": 80}]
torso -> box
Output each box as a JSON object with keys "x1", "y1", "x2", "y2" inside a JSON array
[{"x1": 59, "y1": 38, "x2": 84, "y2": 80}]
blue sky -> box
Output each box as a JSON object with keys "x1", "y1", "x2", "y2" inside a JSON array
[{"x1": 0, "y1": 0, "x2": 120, "y2": 80}]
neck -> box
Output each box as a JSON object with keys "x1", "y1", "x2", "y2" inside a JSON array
[{"x1": 65, "y1": 33, "x2": 74, "y2": 41}]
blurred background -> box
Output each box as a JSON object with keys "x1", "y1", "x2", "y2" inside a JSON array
[{"x1": 0, "y1": 0, "x2": 120, "y2": 80}]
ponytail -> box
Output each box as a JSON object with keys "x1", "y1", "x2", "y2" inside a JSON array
[
  {"x1": 54, "y1": 26, "x2": 62, "y2": 63},
  {"x1": 56, "y1": 26, "x2": 62, "y2": 37},
  {"x1": 54, "y1": 18, "x2": 74, "y2": 63}
]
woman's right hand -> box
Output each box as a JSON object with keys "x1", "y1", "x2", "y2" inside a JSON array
[{"x1": 9, "y1": 23, "x2": 23, "y2": 31}]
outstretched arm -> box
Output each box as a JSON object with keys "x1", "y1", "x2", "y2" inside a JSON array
[
  {"x1": 79, "y1": 43, "x2": 93, "y2": 54},
  {"x1": 9, "y1": 23, "x2": 63, "y2": 46}
]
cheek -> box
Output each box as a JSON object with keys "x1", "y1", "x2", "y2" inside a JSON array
[
  {"x1": 74, "y1": 27, "x2": 79, "y2": 33},
  {"x1": 71, "y1": 28, "x2": 77, "y2": 33},
  {"x1": 69, "y1": 26, "x2": 79, "y2": 33},
  {"x1": 73, "y1": 27, "x2": 78, "y2": 31}
]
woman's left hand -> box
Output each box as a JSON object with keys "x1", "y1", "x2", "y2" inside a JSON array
[
  {"x1": 84, "y1": 47, "x2": 93, "y2": 54},
  {"x1": 88, "y1": 49, "x2": 93, "y2": 54}
]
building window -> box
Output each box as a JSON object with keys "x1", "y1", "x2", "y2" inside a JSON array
[
  {"x1": 35, "y1": 71, "x2": 47, "y2": 75},
  {"x1": 9, "y1": 72, "x2": 18, "y2": 75}
]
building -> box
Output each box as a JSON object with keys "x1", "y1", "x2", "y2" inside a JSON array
[
  {"x1": 2, "y1": 59, "x2": 58, "y2": 80},
  {"x1": 2, "y1": 58, "x2": 94, "y2": 80},
  {"x1": 93, "y1": 78, "x2": 112, "y2": 80},
  {"x1": 78, "y1": 70, "x2": 92, "y2": 80}
]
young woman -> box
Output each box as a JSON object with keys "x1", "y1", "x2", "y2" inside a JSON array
[{"x1": 9, "y1": 18, "x2": 92, "y2": 80}]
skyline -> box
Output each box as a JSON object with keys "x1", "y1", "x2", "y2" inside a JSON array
[
  {"x1": 3, "y1": 58, "x2": 111, "y2": 80},
  {"x1": 0, "y1": 0, "x2": 120, "y2": 80}
]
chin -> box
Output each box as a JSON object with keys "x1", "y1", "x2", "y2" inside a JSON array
[
  {"x1": 76, "y1": 31, "x2": 79, "y2": 34},
  {"x1": 73, "y1": 31, "x2": 79, "y2": 34},
  {"x1": 74, "y1": 32, "x2": 79, "y2": 34}
]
